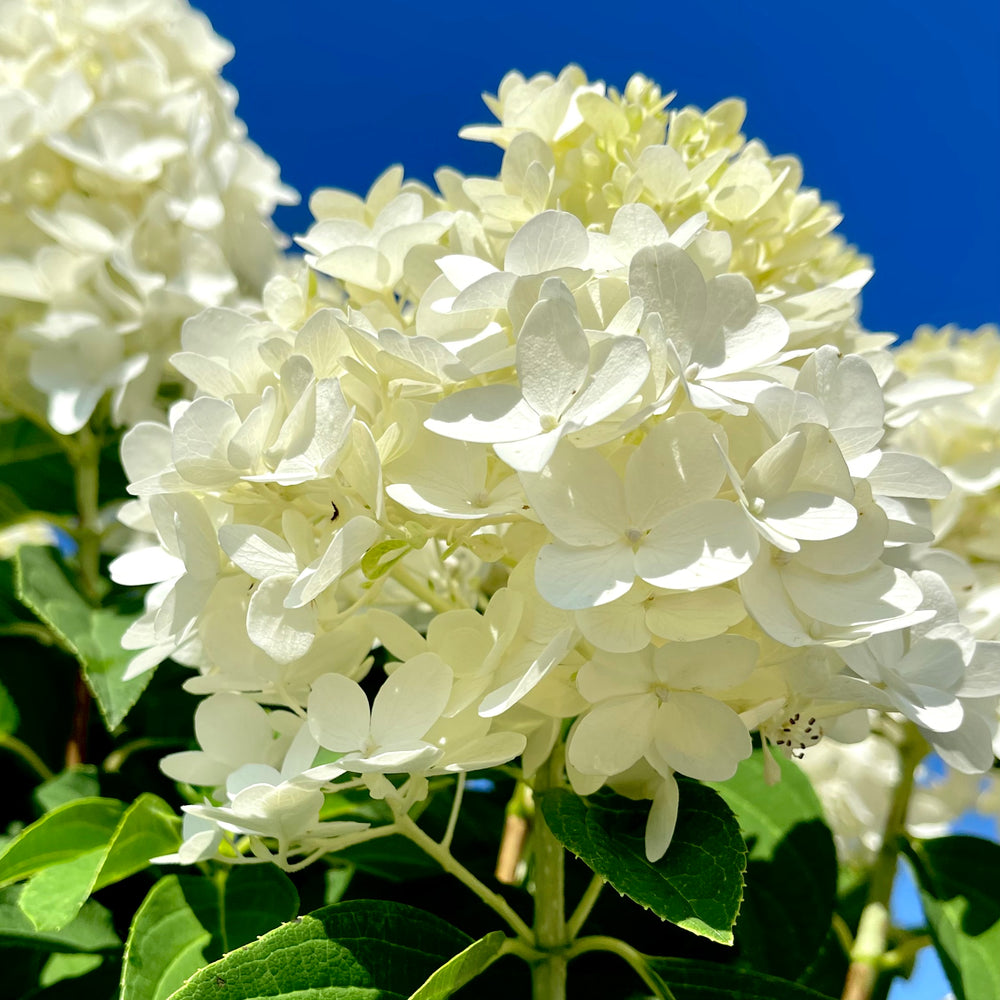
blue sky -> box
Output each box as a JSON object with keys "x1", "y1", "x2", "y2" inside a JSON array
[{"x1": 199, "y1": 0, "x2": 998, "y2": 341}]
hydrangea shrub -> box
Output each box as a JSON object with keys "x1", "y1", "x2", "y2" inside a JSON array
[{"x1": 0, "y1": 23, "x2": 997, "y2": 1000}]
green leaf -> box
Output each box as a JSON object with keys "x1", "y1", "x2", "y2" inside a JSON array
[
  {"x1": 337, "y1": 832, "x2": 442, "y2": 882},
  {"x1": 902, "y1": 835, "x2": 1000, "y2": 1000},
  {"x1": 0, "y1": 678, "x2": 18, "y2": 735},
  {"x1": 39, "y1": 952, "x2": 103, "y2": 988},
  {"x1": 2, "y1": 793, "x2": 179, "y2": 931},
  {"x1": 708, "y1": 749, "x2": 837, "y2": 980},
  {"x1": 0, "y1": 418, "x2": 130, "y2": 518},
  {"x1": 0, "y1": 797, "x2": 124, "y2": 887},
  {"x1": 539, "y1": 782, "x2": 746, "y2": 944},
  {"x1": 19, "y1": 850, "x2": 106, "y2": 932},
  {"x1": 361, "y1": 539, "x2": 410, "y2": 580},
  {"x1": 168, "y1": 899, "x2": 472, "y2": 1000},
  {"x1": 648, "y1": 957, "x2": 836, "y2": 999},
  {"x1": 408, "y1": 930, "x2": 508, "y2": 999},
  {"x1": 91, "y1": 792, "x2": 180, "y2": 890},
  {"x1": 0, "y1": 886, "x2": 120, "y2": 952},
  {"x1": 33, "y1": 766, "x2": 101, "y2": 813},
  {"x1": 325, "y1": 866, "x2": 354, "y2": 905},
  {"x1": 121, "y1": 875, "x2": 212, "y2": 1000},
  {"x1": 0, "y1": 420, "x2": 67, "y2": 522},
  {"x1": 179, "y1": 865, "x2": 300, "y2": 961},
  {"x1": 14, "y1": 546, "x2": 153, "y2": 729}
]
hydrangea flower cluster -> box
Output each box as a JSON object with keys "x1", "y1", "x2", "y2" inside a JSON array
[
  {"x1": 798, "y1": 721, "x2": 986, "y2": 863},
  {"x1": 889, "y1": 325, "x2": 1000, "y2": 642},
  {"x1": 800, "y1": 324, "x2": 1000, "y2": 859},
  {"x1": 0, "y1": 0, "x2": 296, "y2": 434},
  {"x1": 115, "y1": 66, "x2": 1000, "y2": 869}
]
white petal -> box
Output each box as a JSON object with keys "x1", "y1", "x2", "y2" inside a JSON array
[
  {"x1": 194, "y1": 693, "x2": 274, "y2": 768},
  {"x1": 494, "y1": 427, "x2": 565, "y2": 473},
  {"x1": 285, "y1": 516, "x2": 382, "y2": 607},
  {"x1": 563, "y1": 335, "x2": 650, "y2": 426},
  {"x1": 568, "y1": 695, "x2": 657, "y2": 775},
  {"x1": 577, "y1": 655, "x2": 654, "y2": 702},
  {"x1": 520, "y1": 445, "x2": 627, "y2": 546},
  {"x1": 370, "y1": 654, "x2": 452, "y2": 745},
  {"x1": 307, "y1": 672, "x2": 371, "y2": 752},
  {"x1": 626, "y1": 413, "x2": 725, "y2": 529},
  {"x1": 958, "y1": 642, "x2": 1000, "y2": 698},
  {"x1": 109, "y1": 546, "x2": 184, "y2": 586},
  {"x1": 440, "y1": 732, "x2": 527, "y2": 771},
  {"x1": 246, "y1": 575, "x2": 316, "y2": 663},
  {"x1": 535, "y1": 541, "x2": 635, "y2": 610},
  {"x1": 576, "y1": 588, "x2": 650, "y2": 653},
  {"x1": 638, "y1": 500, "x2": 757, "y2": 590},
  {"x1": 516, "y1": 295, "x2": 589, "y2": 418},
  {"x1": 479, "y1": 627, "x2": 575, "y2": 717},
  {"x1": 645, "y1": 773, "x2": 680, "y2": 862},
  {"x1": 426, "y1": 385, "x2": 543, "y2": 443},
  {"x1": 628, "y1": 243, "x2": 707, "y2": 359},
  {"x1": 759, "y1": 493, "x2": 858, "y2": 541},
  {"x1": 644, "y1": 588, "x2": 747, "y2": 642},
  {"x1": 867, "y1": 452, "x2": 952, "y2": 500},
  {"x1": 218, "y1": 525, "x2": 297, "y2": 580},
  {"x1": 654, "y1": 635, "x2": 758, "y2": 691},
  {"x1": 782, "y1": 563, "x2": 922, "y2": 627},
  {"x1": 653, "y1": 693, "x2": 751, "y2": 781},
  {"x1": 504, "y1": 210, "x2": 590, "y2": 275}
]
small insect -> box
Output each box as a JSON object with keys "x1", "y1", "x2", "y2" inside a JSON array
[{"x1": 330, "y1": 501, "x2": 339, "y2": 522}]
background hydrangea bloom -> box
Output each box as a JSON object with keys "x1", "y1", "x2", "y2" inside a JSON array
[{"x1": 0, "y1": 0, "x2": 296, "y2": 434}]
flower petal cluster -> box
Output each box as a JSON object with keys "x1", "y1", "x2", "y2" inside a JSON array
[
  {"x1": 112, "y1": 67, "x2": 998, "y2": 868},
  {"x1": 0, "y1": 0, "x2": 296, "y2": 434}
]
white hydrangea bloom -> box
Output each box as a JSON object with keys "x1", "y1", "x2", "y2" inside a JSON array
[
  {"x1": 799, "y1": 729, "x2": 988, "y2": 864},
  {"x1": 0, "y1": 0, "x2": 296, "y2": 434},
  {"x1": 113, "y1": 67, "x2": 999, "y2": 868}
]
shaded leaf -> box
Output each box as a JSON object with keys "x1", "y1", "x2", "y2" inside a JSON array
[
  {"x1": 0, "y1": 798, "x2": 124, "y2": 887},
  {"x1": 168, "y1": 899, "x2": 472, "y2": 1000},
  {"x1": 0, "y1": 678, "x2": 18, "y2": 735},
  {"x1": 540, "y1": 782, "x2": 745, "y2": 944},
  {"x1": 121, "y1": 875, "x2": 211, "y2": 1000},
  {"x1": 709, "y1": 749, "x2": 837, "y2": 979},
  {"x1": 4, "y1": 793, "x2": 179, "y2": 931},
  {"x1": 39, "y1": 952, "x2": 103, "y2": 988},
  {"x1": 903, "y1": 835, "x2": 1000, "y2": 1000},
  {"x1": 33, "y1": 766, "x2": 101, "y2": 813},
  {"x1": 649, "y1": 956, "x2": 836, "y2": 999},
  {"x1": 0, "y1": 886, "x2": 120, "y2": 952},
  {"x1": 14, "y1": 546, "x2": 152, "y2": 729},
  {"x1": 409, "y1": 930, "x2": 508, "y2": 999},
  {"x1": 179, "y1": 865, "x2": 300, "y2": 961}
]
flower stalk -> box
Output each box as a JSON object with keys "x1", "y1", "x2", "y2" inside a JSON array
[
  {"x1": 530, "y1": 748, "x2": 568, "y2": 1000},
  {"x1": 841, "y1": 724, "x2": 928, "y2": 1000}
]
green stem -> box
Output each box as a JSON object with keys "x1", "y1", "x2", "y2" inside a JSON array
[
  {"x1": 0, "y1": 733, "x2": 55, "y2": 781},
  {"x1": 389, "y1": 564, "x2": 465, "y2": 614},
  {"x1": 71, "y1": 425, "x2": 102, "y2": 606},
  {"x1": 565, "y1": 873, "x2": 604, "y2": 940},
  {"x1": 530, "y1": 748, "x2": 567, "y2": 1000},
  {"x1": 397, "y1": 813, "x2": 533, "y2": 944},
  {"x1": 441, "y1": 772, "x2": 466, "y2": 852},
  {"x1": 102, "y1": 737, "x2": 188, "y2": 773},
  {"x1": 566, "y1": 937, "x2": 677, "y2": 1000},
  {"x1": 0, "y1": 622, "x2": 60, "y2": 645},
  {"x1": 841, "y1": 725, "x2": 928, "y2": 1000}
]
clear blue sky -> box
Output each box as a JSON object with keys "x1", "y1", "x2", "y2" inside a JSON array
[{"x1": 199, "y1": 0, "x2": 999, "y2": 340}]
